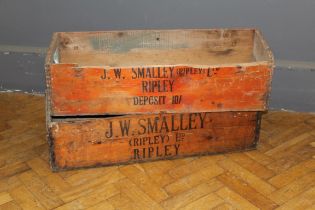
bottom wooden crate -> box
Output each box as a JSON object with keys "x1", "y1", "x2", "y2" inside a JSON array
[{"x1": 48, "y1": 111, "x2": 261, "y2": 171}]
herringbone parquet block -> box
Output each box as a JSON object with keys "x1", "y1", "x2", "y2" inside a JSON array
[{"x1": 0, "y1": 92, "x2": 314, "y2": 210}]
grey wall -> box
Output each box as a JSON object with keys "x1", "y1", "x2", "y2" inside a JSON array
[
  {"x1": 0, "y1": 0, "x2": 314, "y2": 111},
  {"x1": 1, "y1": 0, "x2": 315, "y2": 60}
]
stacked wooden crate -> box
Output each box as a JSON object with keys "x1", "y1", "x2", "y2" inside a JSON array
[{"x1": 45, "y1": 29, "x2": 274, "y2": 170}]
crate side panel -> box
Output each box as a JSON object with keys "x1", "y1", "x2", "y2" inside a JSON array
[
  {"x1": 58, "y1": 29, "x2": 255, "y2": 67},
  {"x1": 50, "y1": 111, "x2": 258, "y2": 170},
  {"x1": 49, "y1": 64, "x2": 272, "y2": 115}
]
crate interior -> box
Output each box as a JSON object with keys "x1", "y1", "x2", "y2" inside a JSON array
[{"x1": 51, "y1": 29, "x2": 272, "y2": 67}]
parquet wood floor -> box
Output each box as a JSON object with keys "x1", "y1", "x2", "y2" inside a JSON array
[{"x1": 0, "y1": 92, "x2": 314, "y2": 210}]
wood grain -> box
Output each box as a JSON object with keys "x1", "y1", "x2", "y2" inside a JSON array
[
  {"x1": 0, "y1": 92, "x2": 314, "y2": 209},
  {"x1": 50, "y1": 112, "x2": 259, "y2": 170},
  {"x1": 46, "y1": 29, "x2": 274, "y2": 116},
  {"x1": 49, "y1": 64, "x2": 272, "y2": 115}
]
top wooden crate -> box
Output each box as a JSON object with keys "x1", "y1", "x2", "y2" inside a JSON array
[{"x1": 45, "y1": 29, "x2": 274, "y2": 116}]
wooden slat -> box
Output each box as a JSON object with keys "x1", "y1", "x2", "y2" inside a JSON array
[
  {"x1": 49, "y1": 64, "x2": 272, "y2": 115},
  {"x1": 115, "y1": 178, "x2": 164, "y2": 210},
  {"x1": 55, "y1": 183, "x2": 119, "y2": 210},
  {"x1": 0, "y1": 192, "x2": 13, "y2": 206},
  {"x1": 275, "y1": 187, "x2": 315, "y2": 210},
  {"x1": 59, "y1": 169, "x2": 124, "y2": 203},
  {"x1": 226, "y1": 153, "x2": 275, "y2": 179},
  {"x1": 57, "y1": 29, "x2": 257, "y2": 67},
  {"x1": 217, "y1": 172, "x2": 278, "y2": 209},
  {"x1": 50, "y1": 112, "x2": 258, "y2": 169},
  {"x1": 216, "y1": 187, "x2": 259, "y2": 210},
  {"x1": 17, "y1": 171, "x2": 64, "y2": 209},
  {"x1": 268, "y1": 172, "x2": 315, "y2": 205},
  {"x1": 161, "y1": 180, "x2": 222, "y2": 209},
  {"x1": 9, "y1": 186, "x2": 45, "y2": 210},
  {"x1": 179, "y1": 193, "x2": 223, "y2": 210},
  {"x1": 164, "y1": 165, "x2": 223, "y2": 195},
  {"x1": 217, "y1": 158, "x2": 276, "y2": 197},
  {"x1": 119, "y1": 164, "x2": 168, "y2": 202},
  {"x1": 268, "y1": 159, "x2": 315, "y2": 188}
]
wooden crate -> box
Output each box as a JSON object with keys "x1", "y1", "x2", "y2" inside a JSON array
[{"x1": 45, "y1": 29, "x2": 274, "y2": 170}]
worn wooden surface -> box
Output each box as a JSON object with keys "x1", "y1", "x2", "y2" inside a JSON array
[
  {"x1": 50, "y1": 111, "x2": 260, "y2": 170},
  {"x1": 49, "y1": 64, "x2": 272, "y2": 116},
  {"x1": 46, "y1": 29, "x2": 274, "y2": 116},
  {"x1": 57, "y1": 29, "x2": 257, "y2": 67},
  {"x1": 1, "y1": 92, "x2": 314, "y2": 209}
]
